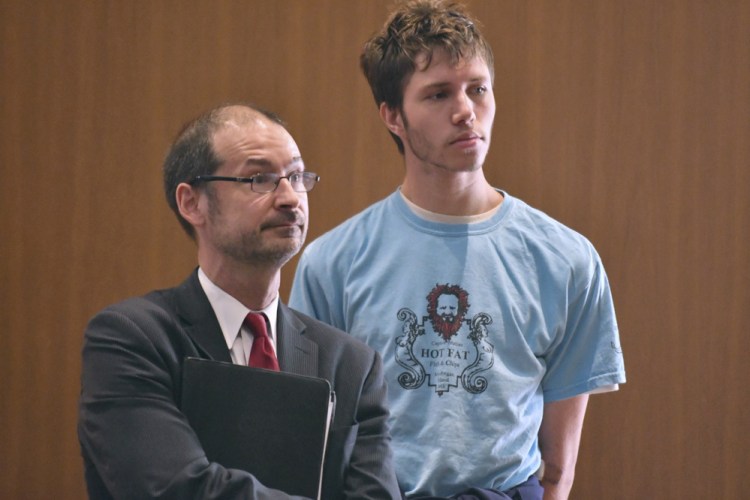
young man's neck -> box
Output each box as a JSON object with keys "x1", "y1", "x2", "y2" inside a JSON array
[{"x1": 400, "y1": 169, "x2": 503, "y2": 216}]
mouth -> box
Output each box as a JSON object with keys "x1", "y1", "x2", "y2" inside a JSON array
[
  {"x1": 262, "y1": 214, "x2": 305, "y2": 232},
  {"x1": 450, "y1": 132, "x2": 482, "y2": 147}
]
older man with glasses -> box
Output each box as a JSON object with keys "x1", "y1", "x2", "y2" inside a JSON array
[{"x1": 78, "y1": 103, "x2": 401, "y2": 500}]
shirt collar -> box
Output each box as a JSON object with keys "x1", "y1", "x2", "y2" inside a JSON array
[
  {"x1": 197, "y1": 267, "x2": 279, "y2": 350},
  {"x1": 399, "y1": 188, "x2": 501, "y2": 224}
]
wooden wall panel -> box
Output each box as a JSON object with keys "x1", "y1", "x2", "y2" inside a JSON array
[{"x1": 1, "y1": 1, "x2": 747, "y2": 498}]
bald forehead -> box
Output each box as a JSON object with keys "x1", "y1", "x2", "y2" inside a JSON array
[
  {"x1": 208, "y1": 106, "x2": 301, "y2": 171},
  {"x1": 210, "y1": 106, "x2": 291, "y2": 150},
  {"x1": 213, "y1": 105, "x2": 275, "y2": 129}
]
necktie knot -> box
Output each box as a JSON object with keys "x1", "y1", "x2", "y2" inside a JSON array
[
  {"x1": 244, "y1": 312, "x2": 269, "y2": 339},
  {"x1": 244, "y1": 312, "x2": 279, "y2": 371}
]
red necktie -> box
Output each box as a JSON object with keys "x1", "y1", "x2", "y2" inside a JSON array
[{"x1": 244, "y1": 312, "x2": 280, "y2": 371}]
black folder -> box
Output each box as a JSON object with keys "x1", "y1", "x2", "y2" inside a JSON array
[{"x1": 180, "y1": 357, "x2": 335, "y2": 499}]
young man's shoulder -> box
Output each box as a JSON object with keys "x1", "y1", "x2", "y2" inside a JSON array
[
  {"x1": 508, "y1": 195, "x2": 596, "y2": 246},
  {"x1": 304, "y1": 194, "x2": 394, "y2": 256},
  {"x1": 502, "y1": 195, "x2": 603, "y2": 276}
]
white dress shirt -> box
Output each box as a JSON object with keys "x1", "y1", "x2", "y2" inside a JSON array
[{"x1": 198, "y1": 268, "x2": 279, "y2": 366}]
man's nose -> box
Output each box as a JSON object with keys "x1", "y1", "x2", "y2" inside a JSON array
[
  {"x1": 273, "y1": 177, "x2": 302, "y2": 207},
  {"x1": 452, "y1": 93, "x2": 475, "y2": 125}
]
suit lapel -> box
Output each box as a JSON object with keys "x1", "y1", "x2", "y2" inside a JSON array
[
  {"x1": 173, "y1": 270, "x2": 233, "y2": 363},
  {"x1": 276, "y1": 303, "x2": 319, "y2": 377},
  {"x1": 170, "y1": 271, "x2": 319, "y2": 372}
]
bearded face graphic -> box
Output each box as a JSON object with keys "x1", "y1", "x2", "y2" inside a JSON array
[{"x1": 426, "y1": 284, "x2": 470, "y2": 341}]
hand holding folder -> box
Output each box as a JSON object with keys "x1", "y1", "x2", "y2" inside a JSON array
[{"x1": 181, "y1": 358, "x2": 335, "y2": 499}]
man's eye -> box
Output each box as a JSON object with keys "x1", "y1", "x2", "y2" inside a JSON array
[
  {"x1": 253, "y1": 174, "x2": 275, "y2": 184},
  {"x1": 474, "y1": 86, "x2": 487, "y2": 95}
]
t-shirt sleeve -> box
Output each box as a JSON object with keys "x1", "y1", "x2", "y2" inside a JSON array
[{"x1": 541, "y1": 249, "x2": 626, "y2": 402}]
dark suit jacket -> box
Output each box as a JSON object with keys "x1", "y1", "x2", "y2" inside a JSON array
[{"x1": 78, "y1": 271, "x2": 400, "y2": 500}]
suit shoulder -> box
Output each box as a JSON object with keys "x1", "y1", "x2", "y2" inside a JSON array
[
  {"x1": 86, "y1": 288, "x2": 179, "y2": 334},
  {"x1": 289, "y1": 308, "x2": 375, "y2": 356}
]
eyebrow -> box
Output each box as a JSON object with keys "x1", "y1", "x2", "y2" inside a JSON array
[
  {"x1": 243, "y1": 156, "x2": 304, "y2": 171},
  {"x1": 420, "y1": 76, "x2": 489, "y2": 90}
]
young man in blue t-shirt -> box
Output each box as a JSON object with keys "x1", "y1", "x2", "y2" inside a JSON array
[{"x1": 290, "y1": 1, "x2": 626, "y2": 498}]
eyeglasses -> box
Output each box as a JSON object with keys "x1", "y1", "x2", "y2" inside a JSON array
[{"x1": 188, "y1": 171, "x2": 320, "y2": 193}]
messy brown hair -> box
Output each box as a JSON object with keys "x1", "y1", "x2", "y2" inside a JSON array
[{"x1": 360, "y1": 0, "x2": 494, "y2": 153}]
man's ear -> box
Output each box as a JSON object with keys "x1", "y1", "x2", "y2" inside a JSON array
[
  {"x1": 379, "y1": 102, "x2": 405, "y2": 137},
  {"x1": 175, "y1": 183, "x2": 206, "y2": 229}
]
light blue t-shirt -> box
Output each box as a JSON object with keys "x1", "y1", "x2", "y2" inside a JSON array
[{"x1": 290, "y1": 190, "x2": 626, "y2": 497}]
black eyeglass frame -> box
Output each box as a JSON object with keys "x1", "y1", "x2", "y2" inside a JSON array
[{"x1": 187, "y1": 172, "x2": 320, "y2": 193}]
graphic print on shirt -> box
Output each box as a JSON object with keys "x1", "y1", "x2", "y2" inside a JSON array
[{"x1": 395, "y1": 283, "x2": 494, "y2": 395}]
